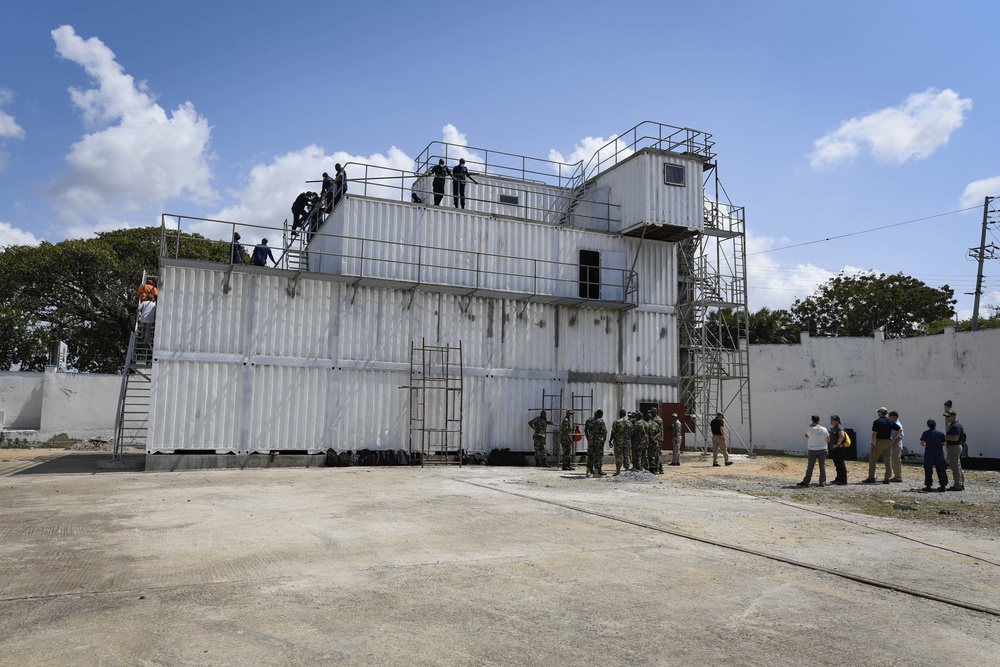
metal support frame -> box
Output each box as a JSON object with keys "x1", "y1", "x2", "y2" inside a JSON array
[{"x1": 407, "y1": 338, "x2": 464, "y2": 465}]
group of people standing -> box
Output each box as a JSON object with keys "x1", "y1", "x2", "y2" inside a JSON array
[
  {"x1": 528, "y1": 407, "x2": 688, "y2": 477},
  {"x1": 424, "y1": 158, "x2": 478, "y2": 209},
  {"x1": 798, "y1": 406, "x2": 967, "y2": 491}
]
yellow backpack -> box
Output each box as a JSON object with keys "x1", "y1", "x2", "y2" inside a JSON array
[{"x1": 843, "y1": 431, "x2": 852, "y2": 447}]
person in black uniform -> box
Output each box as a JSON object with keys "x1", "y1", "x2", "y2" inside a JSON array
[
  {"x1": 429, "y1": 159, "x2": 450, "y2": 206},
  {"x1": 291, "y1": 192, "x2": 315, "y2": 231},
  {"x1": 451, "y1": 158, "x2": 478, "y2": 209}
]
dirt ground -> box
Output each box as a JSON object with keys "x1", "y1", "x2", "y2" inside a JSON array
[
  {"x1": 670, "y1": 452, "x2": 1000, "y2": 531},
  {"x1": 1, "y1": 448, "x2": 998, "y2": 667}
]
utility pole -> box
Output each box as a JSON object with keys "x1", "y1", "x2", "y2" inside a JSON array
[{"x1": 970, "y1": 195, "x2": 998, "y2": 331}]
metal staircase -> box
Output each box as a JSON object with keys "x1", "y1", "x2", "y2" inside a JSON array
[{"x1": 112, "y1": 277, "x2": 157, "y2": 461}]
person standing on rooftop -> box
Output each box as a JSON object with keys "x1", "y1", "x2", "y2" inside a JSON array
[{"x1": 451, "y1": 158, "x2": 478, "y2": 209}]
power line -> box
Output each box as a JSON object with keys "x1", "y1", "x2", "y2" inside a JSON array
[{"x1": 749, "y1": 205, "x2": 983, "y2": 256}]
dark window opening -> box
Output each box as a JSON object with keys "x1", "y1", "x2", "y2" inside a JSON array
[
  {"x1": 498, "y1": 194, "x2": 519, "y2": 205},
  {"x1": 579, "y1": 249, "x2": 601, "y2": 299},
  {"x1": 664, "y1": 164, "x2": 685, "y2": 186}
]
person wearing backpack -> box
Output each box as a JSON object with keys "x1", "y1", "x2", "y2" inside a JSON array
[{"x1": 827, "y1": 415, "x2": 849, "y2": 485}]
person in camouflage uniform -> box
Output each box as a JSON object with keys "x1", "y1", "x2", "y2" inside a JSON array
[
  {"x1": 647, "y1": 407, "x2": 664, "y2": 473},
  {"x1": 528, "y1": 410, "x2": 553, "y2": 467},
  {"x1": 630, "y1": 412, "x2": 648, "y2": 471},
  {"x1": 559, "y1": 410, "x2": 577, "y2": 471},
  {"x1": 669, "y1": 412, "x2": 683, "y2": 466},
  {"x1": 584, "y1": 409, "x2": 608, "y2": 477},
  {"x1": 609, "y1": 409, "x2": 632, "y2": 475}
]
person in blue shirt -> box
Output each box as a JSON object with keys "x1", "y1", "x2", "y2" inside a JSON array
[
  {"x1": 919, "y1": 418, "x2": 948, "y2": 492},
  {"x1": 251, "y1": 238, "x2": 276, "y2": 267},
  {"x1": 451, "y1": 158, "x2": 478, "y2": 209}
]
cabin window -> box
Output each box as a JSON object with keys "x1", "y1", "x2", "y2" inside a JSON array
[
  {"x1": 498, "y1": 194, "x2": 519, "y2": 205},
  {"x1": 664, "y1": 164, "x2": 685, "y2": 187},
  {"x1": 579, "y1": 250, "x2": 601, "y2": 299}
]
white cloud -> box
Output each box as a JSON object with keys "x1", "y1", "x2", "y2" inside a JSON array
[
  {"x1": 745, "y1": 231, "x2": 848, "y2": 310},
  {"x1": 959, "y1": 176, "x2": 1000, "y2": 210},
  {"x1": 809, "y1": 88, "x2": 972, "y2": 170},
  {"x1": 48, "y1": 25, "x2": 216, "y2": 223},
  {"x1": 0, "y1": 88, "x2": 25, "y2": 140},
  {"x1": 0, "y1": 220, "x2": 40, "y2": 247},
  {"x1": 191, "y1": 143, "x2": 416, "y2": 241},
  {"x1": 549, "y1": 135, "x2": 633, "y2": 178}
]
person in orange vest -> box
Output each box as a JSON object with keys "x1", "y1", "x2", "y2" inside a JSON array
[{"x1": 138, "y1": 278, "x2": 158, "y2": 302}]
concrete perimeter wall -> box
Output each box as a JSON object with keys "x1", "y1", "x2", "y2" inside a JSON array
[
  {"x1": 740, "y1": 328, "x2": 1000, "y2": 460},
  {"x1": 0, "y1": 367, "x2": 120, "y2": 442}
]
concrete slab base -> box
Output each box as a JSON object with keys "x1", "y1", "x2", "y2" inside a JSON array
[{"x1": 145, "y1": 452, "x2": 326, "y2": 472}]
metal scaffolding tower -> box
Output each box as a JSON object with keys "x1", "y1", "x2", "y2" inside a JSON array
[
  {"x1": 677, "y1": 164, "x2": 753, "y2": 454},
  {"x1": 407, "y1": 338, "x2": 464, "y2": 465}
]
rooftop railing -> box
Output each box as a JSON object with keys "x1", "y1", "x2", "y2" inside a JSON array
[
  {"x1": 159, "y1": 214, "x2": 639, "y2": 308},
  {"x1": 582, "y1": 121, "x2": 715, "y2": 181}
]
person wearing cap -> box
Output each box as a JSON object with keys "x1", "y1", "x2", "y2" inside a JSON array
[
  {"x1": 669, "y1": 412, "x2": 683, "y2": 466},
  {"x1": 648, "y1": 407, "x2": 664, "y2": 473},
  {"x1": 710, "y1": 412, "x2": 731, "y2": 467},
  {"x1": 797, "y1": 415, "x2": 830, "y2": 487},
  {"x1": 528, "y1": 410, "x2": 553, "y2": 468},
  {"x1": 919, "y1": 418, "x2": 948, "y2": 492},
  {"x1": 584, "y1": 409, "x2": 607, "y2": 477},
  {"x1": 251, "y1": 238, "x2": 276, "y2": 267},
  {"x1": 559, "y1": 410, "x2": 577, "y2": 471},
  {"x1": 230, "y1": 231, "x2": 245, "y2": 264},
  {"x1": 865, "y1": 407, "x2": 895, "y2": 484},
  {"x1": 428, "y1": 159, "x2": 450, "y2": 206},
  {"x1": 943, "y1": 410, "x2": 965, "y2": 491},
  {"x1": 451, "y1": 158, "x2": 478, "y2": 209},
  {"x1": 609, "y1": 409, "x2": 632, "y2": 475},
  {"x1": 828, "y1": 415, "x2": 848, "y2": 485},
  {"x1": 887, "y1": 410, "x2": 905, "y2": 483}
]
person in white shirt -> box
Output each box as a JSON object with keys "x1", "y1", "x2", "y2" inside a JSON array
[
  {"x1": 888, "y1": 410, "x2": 904, "y2": 483},
  {"x1": 798, "y1": 415, "x2": 831, "y2": 487}
]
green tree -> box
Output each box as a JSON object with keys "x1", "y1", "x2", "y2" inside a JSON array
[
  {"x1": 747, "y1": 307, "x2": 800, "y2": 344},
  {"x1": 791, "y1": 271, "x2": 956, "y2": 339},
  {"x1": 0, "y1": 226, "x2": 229, "y2": 373}
]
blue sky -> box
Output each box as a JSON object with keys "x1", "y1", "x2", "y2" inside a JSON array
[{"x1": 1, "y1": 0, "x2": 998, "y2": 316}]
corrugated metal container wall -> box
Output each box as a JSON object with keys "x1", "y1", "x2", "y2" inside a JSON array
[
  {"x1": 584, "y1": 150, "x2": 706, "y2": 234},
  {"x1": 620, "y1": 310, "x2": 677, "y2": 378},
  {"x1": 331, "y1": 368, "x2": 410, "y2": 451},
  {"x1": 646, "y1": 152, "x2": 704, "y2": 229},
  {"x1": 254, "y1": 274, "x2": 337, "y2": 360},
  {"x1": 619, "y1": 382, "x2": 678, "y2": 414},
  {"x1": 159, "y1": 265, "x2": 247, "y2": 355},
  {"x1": 496, "y1": 300, "x2": 559, "y2": 372},
  {"x1": 246, "y1": 365, "x2": 331, "y2": 452},
  {"x1": 557, "y1": 308, "x2": 617, "y2": 374},
  {"x1": 635, "y1": 240, "x2": 677, "y2": 307},
  {"x1": 149, "y1": 360, "x2": 243, "y2": 452},
  {"x1": 339, "y1": 286, "x2": 414, "y2": 366}
]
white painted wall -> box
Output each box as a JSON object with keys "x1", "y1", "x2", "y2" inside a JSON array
[
  {"x1": 0, "y1": 367, "x2": 119, "y2": 441},
  {"x1": 740, "y1": 329, "x2": 1000, "y2": 460}
]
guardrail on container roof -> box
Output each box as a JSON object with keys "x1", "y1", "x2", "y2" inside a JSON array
[{"x1": 159, "y1": 213, "x2": 639, "y2": 308}]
